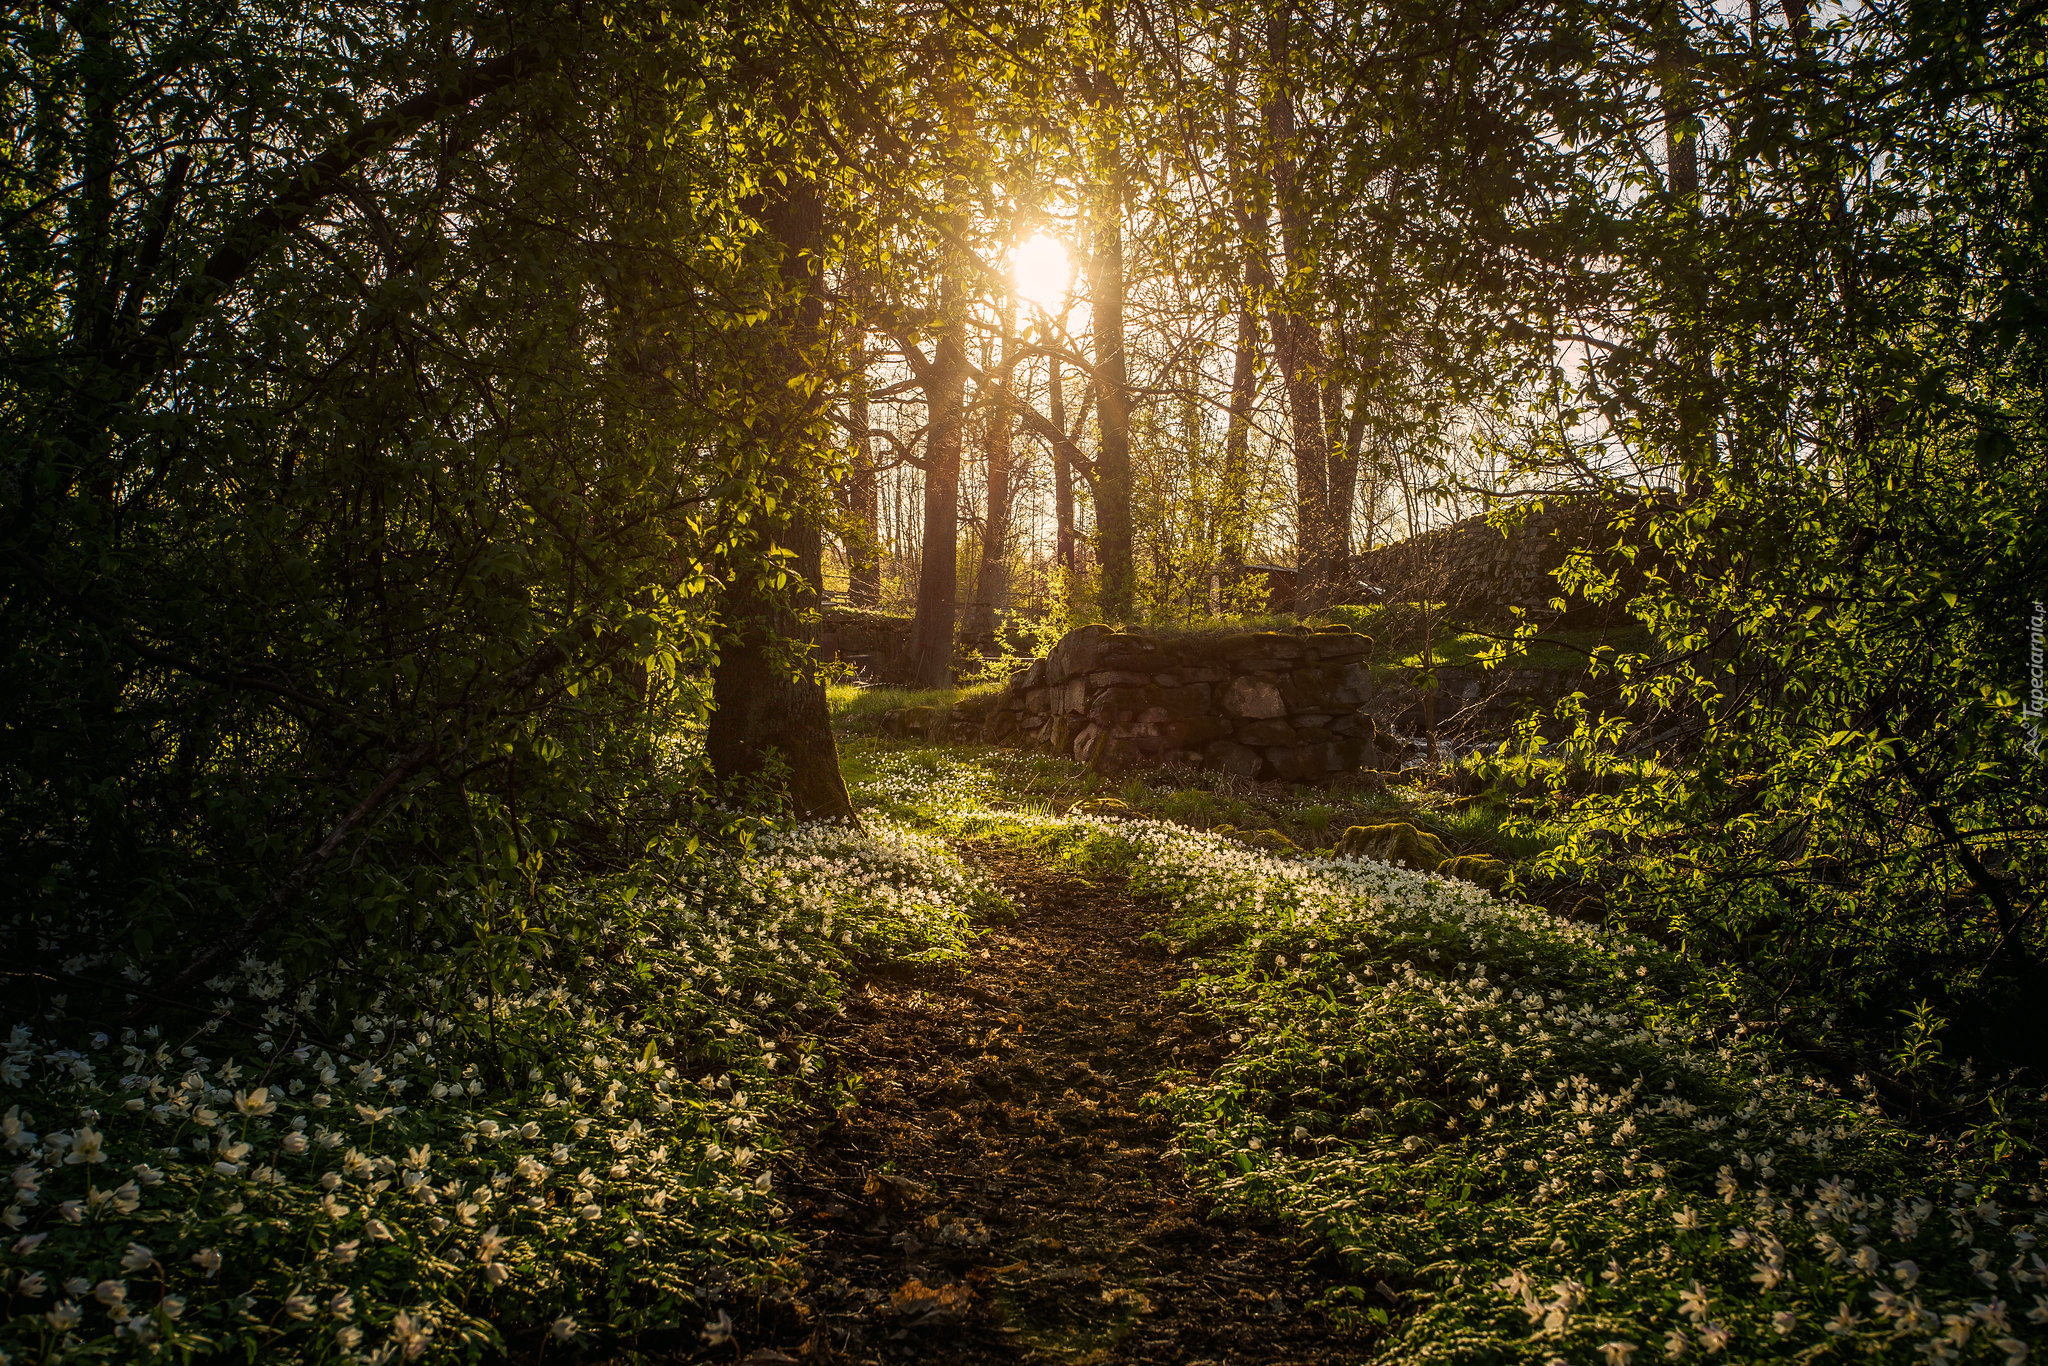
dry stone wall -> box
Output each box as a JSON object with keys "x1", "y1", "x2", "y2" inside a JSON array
[
  {"x1": 979, "y1": 624, "x2": 1382, "y2": 782},
  {"x1": 818, "y1": 607, "x2": 915, "y2": 685},
  {"x1": 1350, "y1": 495, "x2": 1651, "y2": 621}
]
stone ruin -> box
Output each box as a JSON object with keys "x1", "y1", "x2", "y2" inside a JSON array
[{"x1": 976, "y1": 623, "x2": 1383, "y2": 781}]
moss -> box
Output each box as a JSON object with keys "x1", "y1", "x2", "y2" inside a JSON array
[
  {"x1": 1437, "y1": 854, "x2": 1510, "y2": 891},
  {"x1": 1333, "y1": 821, "x2": 1452, "y2": 872}
]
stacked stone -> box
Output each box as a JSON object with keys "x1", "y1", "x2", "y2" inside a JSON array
[
  {"x1": 979, "y1": 624, "x2": 1381, "y2": 782},
  {"x1": 1349, "y1": 495, "x2": 1646, "y2": 622},
  {"x1": 817, "y1": 607, "x2": 916, "y2": 685}
]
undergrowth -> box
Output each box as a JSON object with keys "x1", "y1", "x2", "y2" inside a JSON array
[
  {"x1": 1, "y1": 821, "x2": 1004, "y2": 1363},
  {"x1": 852, "y1": 746, "x2": 2048, "y2": 1365}
]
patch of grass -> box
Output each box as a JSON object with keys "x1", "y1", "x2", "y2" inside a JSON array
[
  {"x1": 827, "y1": 681, "x2": 1004, "y2": 736},
  {"x1": 1328, "y1": 601, "x2": 1656, "y2": 677}
]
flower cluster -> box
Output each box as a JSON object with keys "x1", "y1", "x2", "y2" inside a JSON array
[{"x1": 2, "y1": 818, "x2": 1000, "y2": 1364}]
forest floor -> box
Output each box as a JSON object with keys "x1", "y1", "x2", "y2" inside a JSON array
[{"x1": 734, "y1": 839, "x2": 1373, "y2": 1366}]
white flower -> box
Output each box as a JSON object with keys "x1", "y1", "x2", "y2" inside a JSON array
[
  {"x1": 702, "y1": 1310, "x2": 734, "y2": 1346},
  {"x1": 47, "y1": 1300, "x2": 82, "y2": 1331},
  {"x1": 390, "y1": 1309, "x2": 431, "y2": 1359},
  {"x1": 284, "y1": 1294, "x2": 316, "y2": 1320},
  {"x1": 119, "y1": 1243, "x2": 154, "y2": 1273},
  {"x1": 191, "y1": 1248, "x2": 221, "y2": 1276},
  {"x1": 232, "y1": 1088, "x2": 276, "y2": 1117},
  {"x1": 1601, "y1": 1343, "x2": 1638, "y2": 1366},
  {"x1": 552, "y1": 1316, "x2": 579, "y2": 1341},
  {"x1": 63, "y1": 1127, "x2": 106, "y2": 1165},
  {"x1": 1772, "y1": 1310, "x2": 1797, "y2": 1336},
  {"x1": 1893, "y1": 1259, "x2": 1920, "y2": 1289}
]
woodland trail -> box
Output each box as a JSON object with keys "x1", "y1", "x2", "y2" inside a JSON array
[{"x1": 741, "y1": 841, "x2": 1372, "y2": 1366}]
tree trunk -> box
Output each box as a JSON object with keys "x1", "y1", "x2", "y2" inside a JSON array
[
  {"x1": 1263, "y1": 0, "x2": 1332, "y2": 615},
  {"x1": 845, "y1": 328, "x2": 882, "y2": 608},
  {"x1": 1324, "y1": 381, "x2": 1364, "y2": 594},
  {"x1": 1049, "y1": 348, "x2": 1077, "y2": 582},
  {"x1": 908, "y1": 269, "x2": 966, "y2": 686},
  {"x1": 1219, "y1": 31, "x2": 1260, "y2": 585},
  {"x1": 971, "y1": 296, "x2": 1018, "y2": 638},
  {"x1": 1088, "y1": 0, "x2": 1135, "y2": 621},
  {"x1": 706, "y1": 174, "x2": 854, "y2": 822}
]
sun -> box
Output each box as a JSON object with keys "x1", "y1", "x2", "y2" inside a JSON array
[{"x1": 1012, "y1": 232, "x2": 1071, "y2": 313}]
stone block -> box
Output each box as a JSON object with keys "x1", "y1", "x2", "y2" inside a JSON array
[
  {"x1": 1057, "y1": 678, "x2": 1089, "y2": 714},
  {"x1": 1222, "y1": 675, "x2": 1286, "y2": 719},
  {"x1": 1204, "y1": 739, "x2": 1265, "y2": 778},
  {"x1": 1044, "y1": 623, "x2": 1113, "y2": 686},
  {"x1": 1072, "y1": 723, "x2": 1108, "y2": 766},
  {"x1": 1223, "y1": 632, "x2": 1306, "y2": 661},
  {"x1": 1236, "y1": 718, "x2": 1298, "y2": 747},
  {"x1": 1085, "y1": 685, "x2": 1151, "y2": 723}
]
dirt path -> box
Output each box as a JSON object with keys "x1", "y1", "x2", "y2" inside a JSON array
[{"x1": 743, "y1": 841, "x2": 1370, "y2": 1366}]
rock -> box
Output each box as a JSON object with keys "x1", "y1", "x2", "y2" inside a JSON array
[
  {"x1": 1334, "y1": 821, "x2": 1452, "y2": 872},
  {"x1": 1221, "y1": 675, "x2": 1287, "y2": 719},
  {"x1": 1236, "y1": 718, "x2": 1298, "y2": 747},
  {"x1": 881, "y1": 705, "x2": 941, "y2": 739},
  {"x1": 1230, "y1": 827, "x2": 1300, "y2": 853},
  {"x1": 1438, "y1": 854, "x2": 1509, "y2": 890},
  {"x1": 1204, "y1": 739, "x2": 1265, "y2": 778}
]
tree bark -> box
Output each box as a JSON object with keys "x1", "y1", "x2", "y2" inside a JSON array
[
  {"x1": 845, "y1": 327, "x2": 882, "y2": 608},
  {"x1": 1049, "y1": 347, "x2": 1077, "y2": 582},
  {"x1": 907, "y1": 62, "x2": 974, "y2": 688},
  {"x1": 970, "y1": 295, "x2": 1018, "y2": 637},
  {"x1": 1088, "y1": 0, "x2": 1135, "y2": 621},
  {"x1": 1263, "y1": 0, "x2": 1332, "y2": 615},
  {"x1": 1323, "y1": 343, "x2": 1365, "y2": 591},
  {"x1": 706, "y1": 174, "x2": 854, "y2": 822},
  {"x1": 1219, "y1": 27, "x2": 1260, "y2": 584}
]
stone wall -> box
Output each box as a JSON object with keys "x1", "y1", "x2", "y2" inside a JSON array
[
  {"x1": 978, "y1": 623, "x2": 1383, "y2": 781},
  {"x1": 817, "y1": 607, "x2": 915, "y2": 685},
  {"x1": 1350, "y1": 495, "x2": 1651, "y2": 621}
]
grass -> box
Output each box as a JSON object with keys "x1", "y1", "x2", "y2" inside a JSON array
[
  {"x1": 1324, "y1": 602, "x2": 1657, "y2": 677},
  {"x1": 834, "y1": 699, "x2": 1578, "y2": 870},
  {"x1": 827, "y1": 680, "x2": 1004, "y2": 735}
]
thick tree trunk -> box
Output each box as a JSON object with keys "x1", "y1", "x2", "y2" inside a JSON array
[
  {"x1": 908, "y1": 236, "x2": 968, "y2": 687},
  {"x1": 706, "y1": 175, "x2": 853, "y2": 822},
  {"x1": 1263, "y1": 0, "x2": 1332, "y2": 615},
  {"x1": 908, "y1": 62, "x2": 973, "y2": 688},
  {"x1": 1088, "y1": 0, "x2": 1135, "y2": 621}
]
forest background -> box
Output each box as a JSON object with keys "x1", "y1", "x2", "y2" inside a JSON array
[{"x1": 2, "y1": 0, "x2": 2046, "y2": 1357}]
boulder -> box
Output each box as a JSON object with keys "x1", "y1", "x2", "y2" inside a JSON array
[
  {"x1": 1438, "y1": 855, "x2": 1510, "y2": 891},
  {"x1": 1221, "y1": 675, "x2": 1287, "y2": 719},
  {"x1": 1334, "y1": 821, "x2": 1452, "y2": 872},
  {"x1": 1204, "y1": 739, "x2": 1265, "y2": 778}
]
